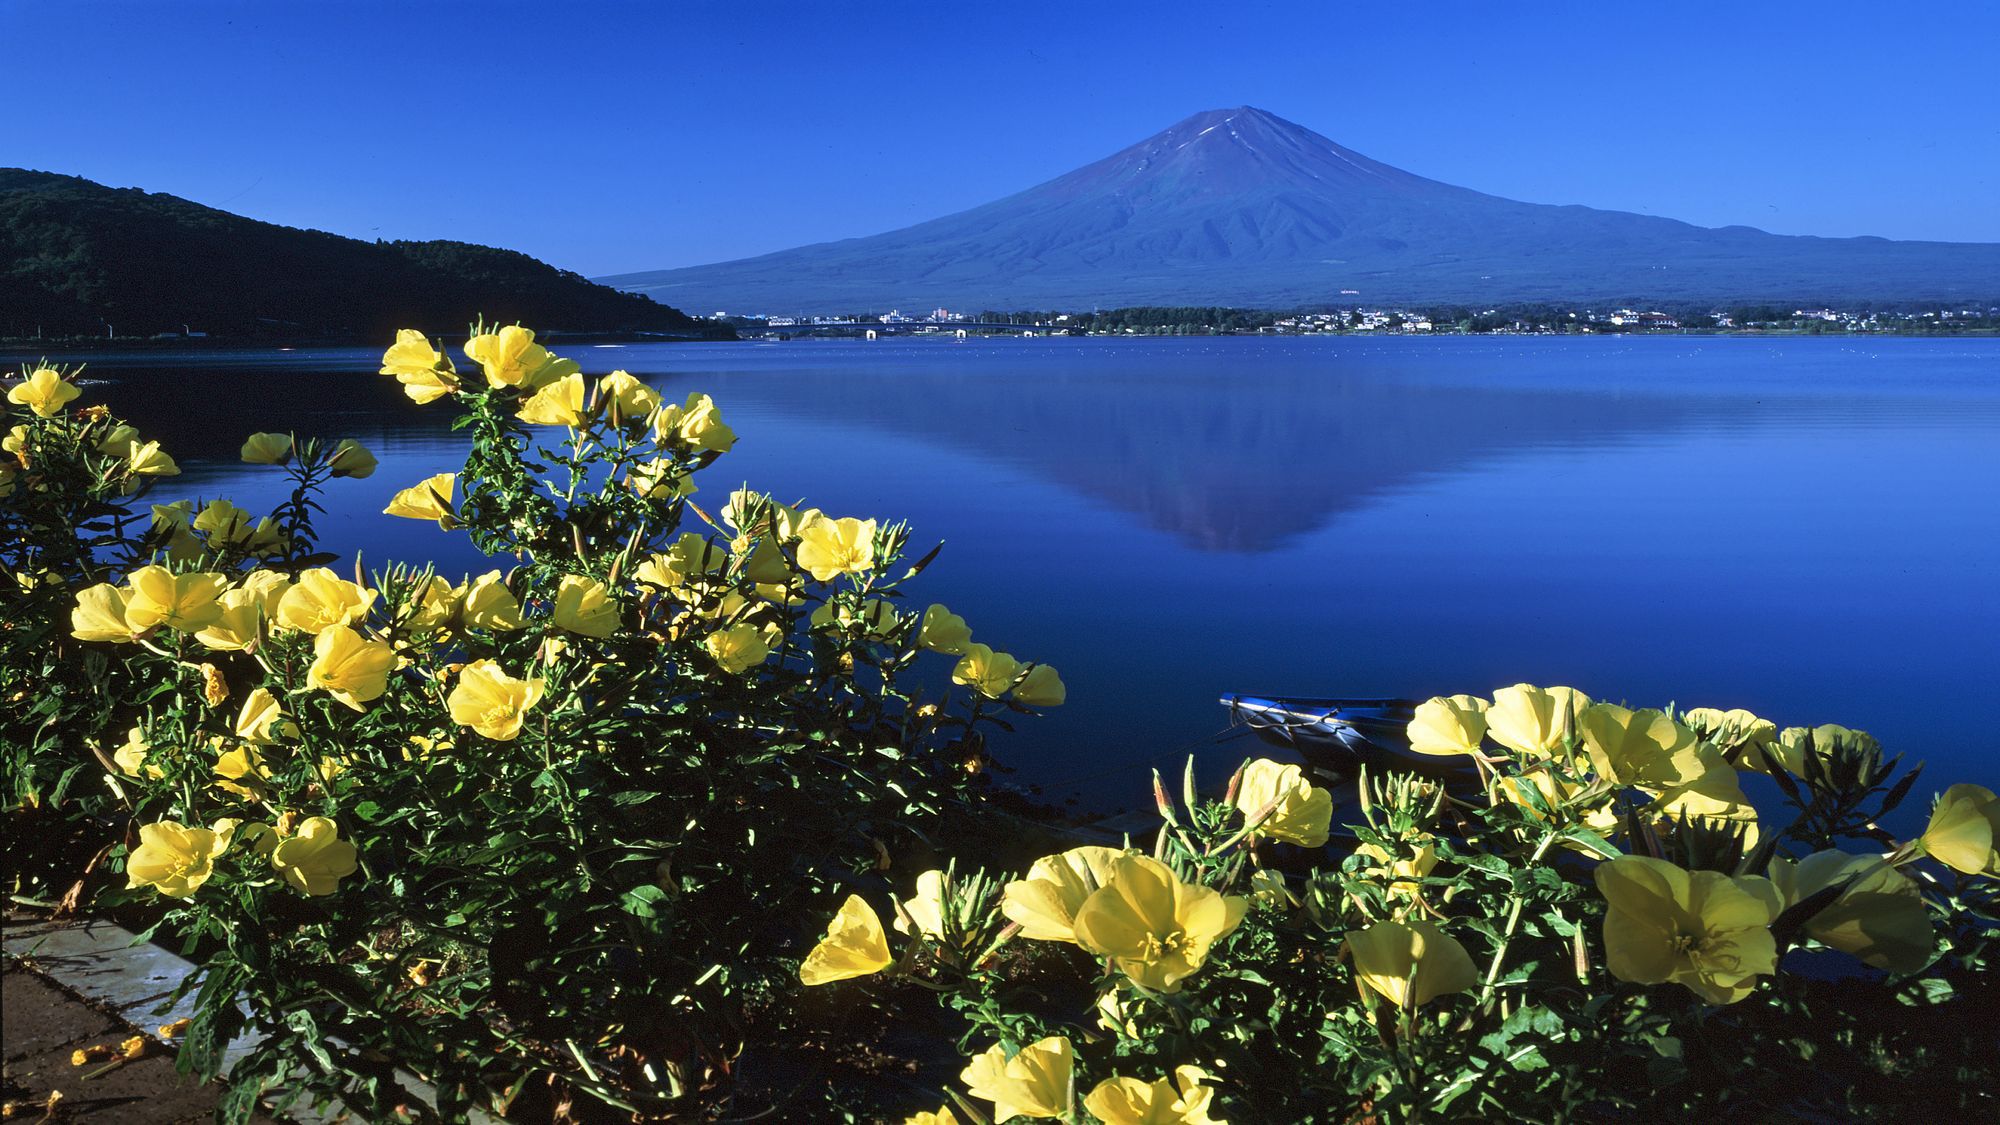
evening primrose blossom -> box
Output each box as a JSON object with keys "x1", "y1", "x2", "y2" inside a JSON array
[
  {"x1": 960, "y1": 1036, "x2": 1073, "y2": 1122},
  {"x1": 1344, "y1": 918, "x2": 1480, "y2": 1009},
  {"x1": 517, "y1": 371, "x2": 589, "y2": 427},
  {"x1": 277, "y1": 568, "x2": 376, "y2": 634},
  {"x1": 447, "y1": 659, "x2": 545, "y2": 741},
  {"x1": 952, "y1": 643, "x2": 1020, "y2": 699},
  {"x1": 1232, "y1": 759, "x2": 1333, "y2": 847},
  {"x1": 238, "y1": 431, "x2": 293, "y2": 465},
  {"x1": 704, "y1": 623, "x2": 771, "y2": 675},
  {"x1": 383, "y1": 473, "x2": 458, "y2": 529},
  {"x1": 460, "y1": 570, "x2": 526, "y2": 631},
  {"x1": 121, "y1": 565, "x2": 229, "y2": 633},
  {"x1": 1084, "y1": 1066, "x2": 1223, "y2": 1125},
  {"x1": 307, "y1": 624, "x2": 395, "y2": 710},
  {"x1": 552, "y1": 574, "x2": 619, "y2": 637},
  {"x1": 798, "y1": 894, "x2": 893, "y2": 985},
  {"x1": 1486, "y1": 684, "x2": 1592, "y2": 759},
  {"x1": 1594, "y1": 854, "x2": 1780, "y2": 1004},
  {"x1": 379, "y1": 329, "x2": 459, "y2": 403},
  {"x1": 1406, "y1": 694, "x2": 1490, "y2": 756},
  {"x1": 126, "y1": 820, "x2": 233, "y2": 899},
  {"x1": 464, "y1": 325, "x2": 573, "y2": 390},
  {"x1": 270, "y1": 817, "x2": 360, "y2": 896},
  {"x1": 1072, "y1": 854, "x2": 1248, "y2": 993},
  {"x1": 71, "y1": 583, "x2": 135, "y2": 643},
  {"x1": 8, "y1": 367, "x2": 81, "y2": 416},
  {"x1": 1769, "y1": 850, "x2": 1936, "y2": 973},
  {"x1": 1917, "y1": 783, "x2": 1998, "y2": 876},
  {"x1": 327, "y1": 439, "x2": 376, "y2": 479},
  {"x1": 1001, "y1": 845, "x2": 1127, "y2": 943},
  {"x1": 796, "y1": 515, "x2": 877, "y2": 582},
  {"x1": 1012, "y1": 663, "x2": 1066, "y2": 707},
  {"x1": 917, "y1": 604, "x2": 974, "y2": 654}
]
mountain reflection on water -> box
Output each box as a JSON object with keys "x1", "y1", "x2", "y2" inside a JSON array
[{"x1": 28, "y1": 335, "x2": 2000, "y2": 824}]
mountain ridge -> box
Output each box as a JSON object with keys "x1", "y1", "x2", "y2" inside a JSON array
[
  {"x1": 600, "y1": 107, "x2": 2000, "y2": 311},
  {"x1": 0, "y1": 169, "x2": 729, "y2": 339}
]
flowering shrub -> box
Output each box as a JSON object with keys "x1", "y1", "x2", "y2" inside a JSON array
[
  {"x1": 3, "y1": 336, "x2": 1066, "y2": 1122},
  {"x1": 5, "y1": 345, "x2": 1996, "y2": 1123},
  {"x1": 804, "y1": 687, "x2": 1998, "y2": 1123}
]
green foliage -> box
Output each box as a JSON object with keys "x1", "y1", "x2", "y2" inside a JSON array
[{"x1": 0, "y1": 170, "x2": 731, "y2": 339}]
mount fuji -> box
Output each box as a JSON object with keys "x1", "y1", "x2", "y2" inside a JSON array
[{"x1": 600, "y1": 107, "x2": 2000, "y2": 312}]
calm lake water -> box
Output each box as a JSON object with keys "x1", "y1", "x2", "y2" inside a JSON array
[{"x1": 21, "y1": 335, "x2": 2000, "y2": 823}]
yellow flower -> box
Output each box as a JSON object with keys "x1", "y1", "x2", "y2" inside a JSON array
[
  {"x1": 235, "y1": 687, "x2": 294, "y2": 744},
  {"x1": 276, "y1": 568, "x2": 376, "y2": 634},
  {"x1": 71, "y1": 583, "x2": 135, "y2": 643},
  {"x1": 238, "y1": 432, "x2": 293, "y2": 465},
  {"x1": 549, "y1": 574, "x2": 619, "y2": 637},
  {"x1": 1001, "y1": 845, "x2": 1127, "y2": 943},
  {"x1": 124, "y1": 439, "x2": 180, "y2": 477},
  {"x1": 460, "y1": 570, "x2": 526, "y2": 631},
  {"x1": 952, "y1": 643, "x2": 1020, "y2": 699},
  {"x1": 1918, "y1": 783, "x2": 1998, "y2": 876},
  {"x1": 736, "y1": 535, "x2": 792, "y2": 585},
  {"x1": 93, "y1": 423, "x2": 136, "y2": 455},
  {"x1": 196, "y1": 588, "x2": 270, "y2": 652},
  {"x1": 9, "y1": 367, "x2": 82, "y2": 416},
  {"x1": 1486, "y1": 684, "x2": 1592, "y2": 759},
  {"x1": 634, "y1": 534, "x2": 725, "y2": 589},
  {"x1": 1594, "y1": 855, "x2": 1780, "y2": 1004},
  {"x1": 213, "y1": 743, "x2": 270, "y2": 799},
  {"x1": 894, "y1": 869, "x2": 950, "y2": 940},
  {"x1": 1681, "y1": 707, "x2": 1777, "y2": 761},
  {"x1": 327, "y1": 439, "x2": 376, "y2": 478},
  {"x1": 465, "y1": 325, "x2": 570, "y2": 389},
  {"x1": 383, "y1": 473, "x2": 458, "y2": 528},
  {"x1": 447, "y1": 659, "x2": 545, "y2": 740},
  {"x1": 798, "y1": 893, "x2": 893, "y2": 985},
  {"x1": 1355, "y1": 836, "x2": 1440, "y2": 900},
  {"x1": 810, "y1": 598, "x2": 898, "y2": 638},
  {"x1": 627, "y1": 458, "x2": 695, "y2": 501},
  {"x1": 962, "y1": 1036, "x2": 1073, "y2": 1122},
  {"x1": 652, "y1": 391, "x2": 736, "y2": 452},
  {"x1": 1767, "y1": 723, "x2": 1882, "y2": 778},
  {"x1": 902, "y1": 1109, "x2": 959, "y2": 1125},
  {"x1": 1579, "y1": 703, "x2": 1710, "y2": 791},
  {"x1": 191, "y1": 500, "x2": 255, "y2": 548},
  {"x1": 307, "y1": 624, "x2": 394, "y2": 710},
  {"x1": 1344, "y1": 918, "x2": 1480, "y2": 1009},
  {"x1": 1084, "y1": 1066, "x2": 1222, "y2": 1125},
  {"x1": 402, "y1": 574, "x2": 460, "y2": 633},
  {"x1": 795, "y1": 515, "x2": 877, "y2": 582},
  {"x1": 122, "y1": 565, "x2": 229, "y2": 632},
  {"x1": 1768, "y1": 851, "x2": 1935, "y2": 973},
  {"x1": 111, "y1": 727, "x2": 162, "y2": 779},
  {"x1": 1013, "y1": 664, "x2": 1066, "y2": 707},
  {"x1": 596, "y1": 370, "x2": 661, "y2": 423},
  {"x1": 269, "y1": 817, "x2": 359, "y2": 895},
  {"x1": 1073, "y1": 854, "x2": 1248, "y2": 992},
  {"x1": 126, "y1": 820, "x2": 232, "y2": 899},
  {"x1": 517, "y1": 371, "x2": 589, "y2": 426},
  {"x1": 1407, "y1": 694, "x2": 1489, "y2": 756},
  {"x1": 918, "y1": 604, "x2": 974, "y2": 654},
  {"x1": 704, "y1": 623, "x2": 771, "y2": 675},
  {"x1": 379, "y1": 329, "x2": 459, "y2": 403},
  {"x1": 1232, "y1": 759, "x2": 1333, "y2": 847}
]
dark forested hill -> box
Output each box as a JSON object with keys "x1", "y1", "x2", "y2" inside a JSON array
[
  {"x1": 0, "y1": 169, "x2": 729, "y2": 339},
  {"x1": 601, "y1": 107, "x2": 2000, "y2": 312}
]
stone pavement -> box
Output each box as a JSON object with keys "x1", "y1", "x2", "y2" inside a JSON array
[{"x1": 2, "y1": 960, "x2": 272, "y2": 1123}]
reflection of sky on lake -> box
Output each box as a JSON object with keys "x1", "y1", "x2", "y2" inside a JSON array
[{"x1": 30, "y1": 335, "x2": 2000, "y2": 824}]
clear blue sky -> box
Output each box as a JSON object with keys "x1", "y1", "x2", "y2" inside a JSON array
[{"x1": 10, "y1": 0, "x2": 1997, "y2": 278}]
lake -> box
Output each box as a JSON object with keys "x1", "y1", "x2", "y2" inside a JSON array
[{"x1": 20, "y1": 335, "x2": 1999, "y2": 826}]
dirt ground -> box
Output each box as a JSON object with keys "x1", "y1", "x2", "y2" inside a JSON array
[{"x1": 1, "y1": 962, "x2": 272, "y2": 1124}]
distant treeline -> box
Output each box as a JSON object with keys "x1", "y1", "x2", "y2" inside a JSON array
[{"x1": 1, "y1": 169, "x2": 734, "y2": 341}]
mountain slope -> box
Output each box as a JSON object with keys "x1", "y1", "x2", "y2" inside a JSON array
[
  {"x1": 0, "y1": 169, "x2": 728, "y2": 338},
  {"x1": 601, "y1": 107, "x2": 2000, "y2": 310}
]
